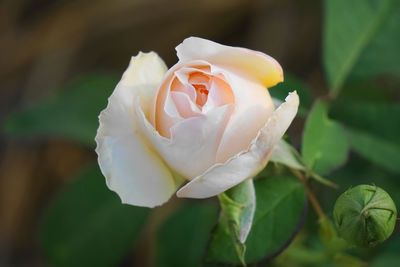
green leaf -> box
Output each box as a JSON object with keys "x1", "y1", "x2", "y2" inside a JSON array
[
  {"x1": 269, "y1": 74, "x2": 313, "y2": 116},
  {"x1": 207, "y1": 176, "x2": 307, "y2": 265},
  {"x1": 347, "y1": 128, "x2": 400, "y2": 174},
  {"x1": 156, "y1": 202, "x2": 218, "y2": 267},
  {"x1": 224, "y1": 179, "x2": 256, "y2": 244},
  {"x1": 334, "y1": 80, "x2": 396, "y2": 103},
  {"x1": 208, "y1": 180, "x2": 256, "y2": 265},
  {"x1": 352, "y1": 4, "x2": 400, "y2": 80},
  {"x1": 332, "y1": 253, "x2": 366, "y2": 267},
  {"x1": 323, "y1": 0, "x2": 394, "y2": 94},
  {"x1": 372, "y1": 255, "x2": 400, "y2": 267},
  {"x1": 3, "y1": 74, "x2": 118, "y2": 147},
  {"x1": 270, "y1": 139, "x2": 306, "y2": 171},
  {"x1": 302, "y1": 101, "x2": 349, "y2": 175},
  {"x1": 330, "y1": 102, "x2": 400, "y2": 147},
  {"x1": 371, "y1": 234, "x2": 400, "y2": 266},
  {"x1": 330, "y1": 101, "x2": 400, "y2": 174},
  {"x1": 40, "y1": 164, "x2": 149, "y2": 267},
  {"x1": 271, "y1": 140, "x2": 338, "y2": 188}
]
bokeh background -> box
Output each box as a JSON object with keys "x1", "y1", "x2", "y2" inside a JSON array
[{"x1": 1, "y1": 0, "x2": 399, "y2": 266}]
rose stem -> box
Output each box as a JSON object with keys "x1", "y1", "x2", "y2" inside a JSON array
[{"x1": 291, "y1": 169, "x2": 326, "y2": 220}]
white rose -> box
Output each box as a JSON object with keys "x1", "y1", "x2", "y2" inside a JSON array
[{"x1": 95, "y1": 37, "x2": 299, "y2": 207}]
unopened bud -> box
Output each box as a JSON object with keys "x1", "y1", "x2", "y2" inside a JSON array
[{"x1": 333, "y1": 184, "x2": 397, "y2": 247}]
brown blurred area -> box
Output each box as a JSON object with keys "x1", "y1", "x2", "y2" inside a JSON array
[{"x1": 0, "y1": 0, "x2": 321, "y2": 266}]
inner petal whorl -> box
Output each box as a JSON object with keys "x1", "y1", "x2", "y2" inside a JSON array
[
  {"x1": 155, "y1": 63, "x2": 235, "y2": 139},
  {"x1": 193, "y1": 84, "x2": 209, "y2": 106}
]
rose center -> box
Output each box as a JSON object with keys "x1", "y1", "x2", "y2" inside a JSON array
[{"x1": 193, "y1": 84, "x2": 209, "y2": 107}]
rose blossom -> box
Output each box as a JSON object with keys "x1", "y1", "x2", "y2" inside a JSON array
[{"x1": 95, "y1": 37, "x2": 299, "y2": 207}]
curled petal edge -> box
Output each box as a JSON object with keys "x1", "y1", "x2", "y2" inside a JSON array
[
  {"x1": 176, "y1": 37, "x2": 283, "y2": 88},
  {"x1": 176, "y1": 91, "x2": 299, "y2": 199}
]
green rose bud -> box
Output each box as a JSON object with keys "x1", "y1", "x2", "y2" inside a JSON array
[{"x1": 333, "y1": 184, "x2": 397, "y2": 248}]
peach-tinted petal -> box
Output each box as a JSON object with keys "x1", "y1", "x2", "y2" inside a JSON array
[
  {"x1": 203, "y1": 75, "x2": 234, "y2": 112},
  {"x1": 212, "y1": 65, "x2": 275, "y2": 163},
  {"x1": 188, "y1": 71, "x2": 210, "y2": 86},
  {"x1": 136, "y1": 101, "x2": 234, "y2": 179},
  {"x1": 170, "y1": 77, "x2": 196, "y2": 102},
  {"x1": 95, "y1": 52, "x2": 181, "y2": 208},
  {"x1": 155, "y1": 75, "x2": 183, "y2": 138},
  {"x1": 176, "y1": 91, "x2": 299, "y2": 199},
  {"x1": 170, "y1": 91, "x2": 201, "y2": 118},
  {"x1": 176, "y1": 37, "x2": 283, "y2": 88}
]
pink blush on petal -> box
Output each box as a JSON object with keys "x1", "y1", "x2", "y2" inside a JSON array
[
  {"x1": 205, "y1": 76, "x2": 234, "y2": 109},
  {"x1": 170, "y1": 91, "x2": 201, "y2": 118}
]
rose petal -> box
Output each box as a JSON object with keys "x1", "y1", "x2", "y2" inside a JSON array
[
  {"x1": 176, "y1": 91, "x2": 299, "y2": 198},
  {"x1": 211, "y1": 65, "x2": 275, "y2": 162},
  {"x1": 170, "y1": 77, "x2": 196, "y2": 102},
  {"x1": 121, "y1": 51, "x2": 168, "y2": 118},
  {"x1": 176, "y1": 37, "x2": 283, "y2": 88},
  {"x1": 170, "y1": 91, "x2": 201, "y2": 118},
  {"x1": 137, "y1": 102, "x2": 234, "y2": 179},
  {"x1": 155, "y1": 75, "x2": 183, "y2": 138},
  {"x1": 203, "y1": 75, "x2": 234, "y2": 112},
  {"x1": 95, "y1": 52, "x2": 181, "y2": 208}
]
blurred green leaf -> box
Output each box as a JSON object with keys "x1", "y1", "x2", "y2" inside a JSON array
[
  {"x1": 335, "y1": 81, "x2": 397, "y2": 103},
  {"x1": 371, "y1": 233, "x2": 400, "y2": 266},
  {"x1": 302, "y1": 101, "x2": 349, "y2": 175},
  {"x1": 323, "y1": 0, "x2": 397, "y2": 95},
  {"x1": 270, "y1": 74, "x2": 313, "y2": 116},
  {"x1": 330, "y1": 102, "x2": 400, "y2": 146},
  {"x1": 318, "y1": 216, "x2": 338, "y2": 246},
  {"x1": 271, "y1": 139, "x2": 306, "y2": 171},
  {"x1": 372, "y1": 255, "x2": 400, "y2": 267},
  {"x1": 156, "y1": 202, "x2": 218, "y2": 267},
  {"x1": 3, "y1": 74, "x2": 118, "y2": 147},
  {"x1": 207, "y1": 176, "x2": 306, "y2": 265},
  {"x1": 271, "y1": 140, "x2": 338, "y2": 188},
  {"x1": 352, "y1": 4, "x2": 400, "y2": 80},
  {"x1": 347, "y1": 128, "x2": 400, "y2": 174},
  {"x1": 330, "y1": 101, "x2": 400, "y2": 174},
  {"x1": 333, "y1": 253, "x2": 367, "y2": 267},
  {"x1": 40, "y1": 164, "x2": 149, "y2": 267},
  {"x1": 274, "y1": 245, "x2": 327, "y2": 266},
  {"x1": 207, "y1": 180, "x2": 256, "y2": 265}
]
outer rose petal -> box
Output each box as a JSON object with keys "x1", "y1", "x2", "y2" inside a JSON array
[
  {"x1": 210, "y1": 65, "x2": 275, "y2": 162},
  {"x1": 176, "y1": 37, "x2": 283, "y2": 88},
  {"x1": 122, "y1": 52, "x2": 168, "y2": 119},
  {"x1": 176, "y1": 91, "x2": 299, "y2": 198},
  {"x1": 95, "y1": 52, "x2": 181, "y2": 208}
]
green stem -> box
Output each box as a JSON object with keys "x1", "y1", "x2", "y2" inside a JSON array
[{"x1": 291, "y1": 169, "x2": 326, "y2": 220}]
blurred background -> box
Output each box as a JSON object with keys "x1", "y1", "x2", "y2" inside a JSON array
[{"x1": 1, "y1": 0, "x2": 399, "y2": 266}]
